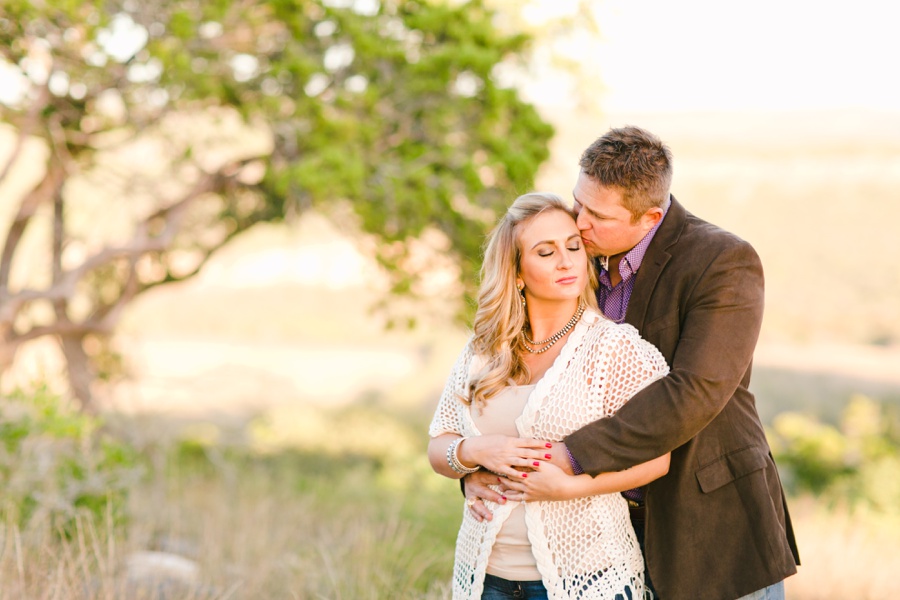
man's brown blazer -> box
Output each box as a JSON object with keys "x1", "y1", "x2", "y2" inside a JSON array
[{"x1": 566, "y1": 197, "x2": 800, "y2": 600}]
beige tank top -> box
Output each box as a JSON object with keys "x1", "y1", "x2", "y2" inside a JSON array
[{"x1": 470, "y1": 384, "x2": 542, "y2": 581}]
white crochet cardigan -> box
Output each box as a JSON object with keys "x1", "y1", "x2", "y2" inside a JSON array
[{"x1": 429, "y1": 309, "x2": 669, "y2": 600}]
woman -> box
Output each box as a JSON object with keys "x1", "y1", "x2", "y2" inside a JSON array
[{"x1": 428, "y1": 193, "x2": 670, "y2": 600}]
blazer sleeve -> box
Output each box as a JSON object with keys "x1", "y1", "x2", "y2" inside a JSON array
[{"x1": 566, "y1": 240, "x2": 765, "y2": 475}]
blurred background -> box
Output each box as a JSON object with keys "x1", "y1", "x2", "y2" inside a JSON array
[{"x1": 1, "y1": 0, "x2": 899, "y2": 598}]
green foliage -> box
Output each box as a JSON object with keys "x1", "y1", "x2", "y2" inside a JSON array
[
  {"x1": 0, "y1": 0, "x2": 553, "y2": 323},
  {"x1": 769, "y1": 395, "x2": 900, "y2": 512},
  {"x1": 0, "y1": 386, "x2": 142, "y2": 537}
]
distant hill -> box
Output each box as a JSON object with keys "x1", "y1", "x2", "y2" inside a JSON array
[{"x1": 536, "y1": 108, "x2": 900, "y2": 348}]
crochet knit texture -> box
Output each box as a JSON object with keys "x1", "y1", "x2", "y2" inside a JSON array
[{"x1": 429, "y1": 309, "x2": 669, "y2": 599}]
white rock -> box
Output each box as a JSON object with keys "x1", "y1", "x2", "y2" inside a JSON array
[{"x1": 125, "y1": 551, "x2": 200, "y2": 584}]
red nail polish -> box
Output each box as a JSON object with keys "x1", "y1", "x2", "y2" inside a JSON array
[
  {"x1": 501, "y1": 495, "x2": 507, "y2": 501},
  {"x1": 545, "y1": 443, "x2": 553, "y2": 448},
  {"x1": 533, "y1": 461, "x2": 540, "y2": 467},
  {"x1": 545, "y1": 454, "x2": 552, "y2": 459},
  {"x1": 521, "y1": 473, "x2": 528, "y2": 478}
]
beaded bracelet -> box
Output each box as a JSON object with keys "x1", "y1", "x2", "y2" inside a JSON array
[{"x1": 447, "y1": 437, "x2": 480, "y2": 475}]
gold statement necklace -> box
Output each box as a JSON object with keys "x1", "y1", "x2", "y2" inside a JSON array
[{"x1": 523, "y1": 302, "x2": 586, "y2": 354}]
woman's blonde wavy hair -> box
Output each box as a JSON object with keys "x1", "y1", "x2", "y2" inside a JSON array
[{"x1": 466, "y1": 192, "x2": 598, "y2": 408}]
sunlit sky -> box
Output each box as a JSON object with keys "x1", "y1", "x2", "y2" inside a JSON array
[{"x1": 525, "y1": 0, "x2": 900, "y2": 112}]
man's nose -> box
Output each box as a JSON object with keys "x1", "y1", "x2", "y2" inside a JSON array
[{"x1": 575, "y1": 210, "x2": 589, "y2": 231}]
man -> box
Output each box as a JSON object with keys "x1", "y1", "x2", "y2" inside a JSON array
[{"x1": 466, "y1": 126, "x2": 799, "y2": 599}]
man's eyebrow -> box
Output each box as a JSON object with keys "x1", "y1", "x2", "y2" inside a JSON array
[
  {"x1": 574, "y1": 196, "x2": 601, "y2": 217},
  {"x1": 582, "y1": 204, "x2": 605, "y2": 218}
]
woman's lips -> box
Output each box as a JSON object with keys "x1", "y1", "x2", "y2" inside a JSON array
[{"x1": 556, "y1": 276, "x2": 578, "y2": 285}]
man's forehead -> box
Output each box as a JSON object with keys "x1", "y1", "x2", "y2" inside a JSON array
[
  {"x1": 572, "y1": 175, "x2": 596, "y2": 205},
  {"x1": 573, "y1": 180, "x2": 625, "y2": 213}
]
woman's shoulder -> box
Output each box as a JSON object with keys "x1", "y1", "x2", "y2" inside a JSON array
[
  {"x1": 582, "y1": 311, "x2": 666, "y2": 360},
  {"x1": 581, "y1": 308, "x2": 640, "y2": 340}
]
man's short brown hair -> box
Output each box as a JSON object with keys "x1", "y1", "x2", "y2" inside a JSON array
[{"x1": 579, "y1": 126, "x2": 673, "y2": 222}]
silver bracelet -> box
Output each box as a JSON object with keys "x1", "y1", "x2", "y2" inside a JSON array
[{"x1": 447, "y1": 437, "x2": 480, "y2": 475}]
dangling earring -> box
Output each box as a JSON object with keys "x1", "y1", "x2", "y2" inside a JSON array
[{"x1": 517, "y1": 281, "x2": 526, "y2": 309}]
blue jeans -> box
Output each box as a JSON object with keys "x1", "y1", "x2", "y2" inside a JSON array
[
  {"x1": 735, "y1": 581, "x2": 785, "y2": 600},
  {"x1": 481, "y1": 573, "x2": 547, "y2": 600},
  {"x1": 480, "y1": 573, "x2": 634, "y2": 600}
]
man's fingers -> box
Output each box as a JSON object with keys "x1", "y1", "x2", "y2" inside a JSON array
[
  {"x1": 467, "y1": 477, "x2": 505, "y2": 503},
  {"x1": 496, "y1": 478, "x2": 516, "y2": 494},
  {"x1": 469, "y1": 499, "x2": 493, "y2": 522},
  {"x1": 499, "y1": 478, "x2": 526, "y2": 493}
]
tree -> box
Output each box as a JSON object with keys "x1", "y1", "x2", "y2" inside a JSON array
[
  {"x1": 0, "y1": 0, "x2": 553, "y2": 409},
  {"x1": 486, "y1": 0, "x2": 606, "y2": 114}
]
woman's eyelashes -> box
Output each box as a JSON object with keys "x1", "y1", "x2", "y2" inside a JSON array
[{"x1": 538, "y1": 244, "x2": 580, "y2": 257}]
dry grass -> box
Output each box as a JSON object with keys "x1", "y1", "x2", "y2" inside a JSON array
[
  {"x1": 786, "y1": 497, "x2": 900, "y2": 599},
  {"x1": 0, "y1": 445, "x2": 458, "y2": 599},
  {"x1": 4, "y1": 391, "x2": 900, "y2": 599},
  {"x1": 7, "y1": 461, "x2": 900, "y2": 599}
]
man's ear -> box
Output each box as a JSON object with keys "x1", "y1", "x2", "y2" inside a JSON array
[{"x1": 642, "y1": 207, "x2": 664, "y2": 232}]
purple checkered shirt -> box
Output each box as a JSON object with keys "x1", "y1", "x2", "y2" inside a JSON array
[
  {"x1": 577, "y1": 197, "x2": 671, "y2": 506},
  {"x1": 596, "y1": 197, "x2": 671, "y2": 324}
]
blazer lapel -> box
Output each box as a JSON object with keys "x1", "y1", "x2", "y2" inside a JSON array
[{"x1": 624, "y1": 196, "x2": 686, "y2": 330}]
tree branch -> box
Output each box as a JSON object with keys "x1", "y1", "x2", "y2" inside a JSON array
[
  {"x1": 12, "y1": 319, "x2": 109, "y2": 345},
  {"x1": 0, "y1": 163, "x2": 243, "y2": 327},
  {"x1": 0, "y1": 160, "x2": 66, "y2": 291},
  {"x1": 0, "y1": 83, "x2": 50, "y2": 188}
]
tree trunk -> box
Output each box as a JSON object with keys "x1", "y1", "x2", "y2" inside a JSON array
[{"x1": 59, "y1": 334, "x2": 94, "y2": 413}]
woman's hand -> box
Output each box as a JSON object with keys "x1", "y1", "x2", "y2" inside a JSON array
[
  {"x1": 458, "y1": 434, "x2": 555, "y2": 479},
  {"x1": 500, "y1": 452, "x2": 672, "y2": 503},
  {"x1": 499, "y1": 460, "x2": 585, "y2": 502}
]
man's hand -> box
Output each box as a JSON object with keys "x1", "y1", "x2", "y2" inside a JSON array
[{"x1": 463, "y1": 470, "x2": 507, "y2": 522}]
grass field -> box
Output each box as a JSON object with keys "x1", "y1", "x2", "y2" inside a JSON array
[{"x1": 3, "y1": 398, "x2": 900, "y2": 599}]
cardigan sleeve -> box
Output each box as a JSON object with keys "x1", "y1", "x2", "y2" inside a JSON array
[
  {"x1": 600, "y1": 325, "x2": 670, "y2": 418},
  {"x1": 428, "y1": 340, "x2": 474, "y2": 437},
  {"x1": 566, "y1": 239, "x2": 765, "y2": 475}
]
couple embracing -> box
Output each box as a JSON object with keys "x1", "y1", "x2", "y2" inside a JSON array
[{"x1": 428, "y1": 126, "x2": 800, "y2": 600}]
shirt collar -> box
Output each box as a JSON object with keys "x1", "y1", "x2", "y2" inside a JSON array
[{"x1": 601, "y1": 195, "x2": 671, "y2": 281}]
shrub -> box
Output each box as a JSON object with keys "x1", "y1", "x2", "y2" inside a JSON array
[
  {"x1": 770, "y1": 395, "x2": 900, "y2": 512},
  {"x1": 0, "y1": 385, "x2": 142, "y2": 537}
]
